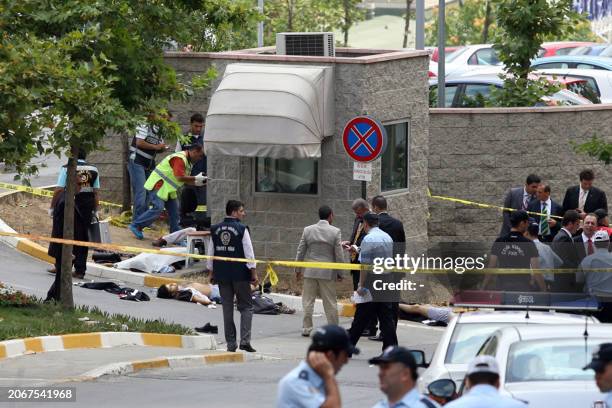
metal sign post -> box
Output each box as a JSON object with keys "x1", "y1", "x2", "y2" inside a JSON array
[{"x1": 437, "y1": 0, "x2": 446, "y2": 107}]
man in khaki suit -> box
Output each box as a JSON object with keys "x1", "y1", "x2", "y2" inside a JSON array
[{"x1": 296, "y1": 205, "x2": 345, "y2": 337}]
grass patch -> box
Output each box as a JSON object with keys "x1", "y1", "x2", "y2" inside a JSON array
[{"x1": 0, "y1": 284, "x2": 193, "y2": 341}]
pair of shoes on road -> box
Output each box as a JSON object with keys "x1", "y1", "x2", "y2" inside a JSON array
[
  {"x1": 151, "y1": 238, "x2": 167, "y2": 247},
  {"x1": 128, "y1": 224, "x2": 144, "y2": 240},
  {"x1": 195, "y1": 323, "x2": 218, "y2": 334},
  {"x1": 368, "y1": 334, "x2": 384, "y2": 342},
  {"x1": 226, "y1": 344, "x2": 256, "y2": 353}
]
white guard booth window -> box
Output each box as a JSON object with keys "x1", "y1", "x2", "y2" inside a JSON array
[
  {"x1": 381, "y1": 122, "x2": 409, "y2": 192},
  {"x1": 205, "y1": 63, "x2": 334, "y2": 195}
]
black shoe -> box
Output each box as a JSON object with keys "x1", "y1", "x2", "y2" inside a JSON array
[
  {"x1": 195, "y1": 323, "x2": 218, "y2": 334},
  {"x1": 368, "y1": 334, "x2": 384, "y2": 342},
  {"x1": 227, "y1": 346, "x2": 237, "y2": 352},
  {"x1": 362, "y1": 329, "x2": 377, "y2": 337},
  {"x1": 239, "y1": 344, "x2": 256, "y2": 353},
  {"x1": 72, "y1": 272, "x2": 85, "y2": 279}
]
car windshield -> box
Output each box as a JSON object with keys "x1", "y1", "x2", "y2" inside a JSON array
[
  {"x1": 445, "y1": 323, "x2": 514, "y2": 364},
  {"x1": 446, "y1": 47, "x2": 468, "y2": 63},
  {"x1": 506, "y1": 339, "x2": 599, "y2": 382}
]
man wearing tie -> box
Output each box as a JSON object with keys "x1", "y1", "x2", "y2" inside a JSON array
[
  {"x1": 527, "y1": 184, "x2": 563, "y2": 242},
  {"x1": 562, "y1": 169, "x2": 608, "y2": 219},
  {"x1": 573, "y1": 213, "x2": 599, "y2": 292},
  {"x1": 500, "y1": 174, "x2": 541, "y2": 237}
]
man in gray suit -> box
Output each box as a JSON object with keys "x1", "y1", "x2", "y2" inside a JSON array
[
  {"x1": 500, "y1": 174, "x2": 541, "y2": 237},
  {"x1": 296, "y1": 205, "x2": 345, "y2": 337}
]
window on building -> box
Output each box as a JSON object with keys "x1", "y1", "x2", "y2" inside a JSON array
[
  {"x1": 255, "y1": 157, "x2": 318, "y2": 194},
  {"x1": 381, "y1": 122, "x2": 409, "y2": 192}
]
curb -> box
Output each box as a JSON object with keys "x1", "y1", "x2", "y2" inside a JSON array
[
  {"x1": 0, "y1": 332, "x2": 217, "y2": 360},
  {"x1": 75, "y1": 352, "x2": 268, "y2": 381}
]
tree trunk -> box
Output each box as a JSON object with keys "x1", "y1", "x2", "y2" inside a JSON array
[
  {"x1": 343, "y1": 0, "x2": 350, "y2": 47},
  {"x1": 482, "y1": 0, "x2": 492, "y2": 43},
  {"x1": 287, "y1": 0, "x2": 293, "y2": 31},
  {"x1": 403, "y1": 0, "x2": 413, "y2": 48},
  {"x1": 59, "y1": 144, "x2": 77, "y2": 309},
  {"x1": 122, "y1": 135, "x2": 131, "y2": 212}
]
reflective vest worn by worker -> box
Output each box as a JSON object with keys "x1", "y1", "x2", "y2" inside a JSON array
[{"x1": 143, "y1": 151, "x2": 191, "y2": 201}]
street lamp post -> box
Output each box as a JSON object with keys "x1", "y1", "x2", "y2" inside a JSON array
[
  {"x1": 437, "y1": 0, "x2": 446, "y2": 107},
  {"x1": 257, "y1": 0, "x2": 264, "y2": 48}
]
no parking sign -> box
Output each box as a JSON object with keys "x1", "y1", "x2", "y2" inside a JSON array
[{"x1": 342, "y1": 116, "x2": 387, "y2": 162}]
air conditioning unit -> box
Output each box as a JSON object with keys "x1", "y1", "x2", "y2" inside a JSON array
[{"x1": 276, "y1": 32, "x2": 335, "y2": 57}]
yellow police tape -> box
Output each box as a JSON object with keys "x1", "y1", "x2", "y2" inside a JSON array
[
  {"x1": 0, "y1": 182, "x2": 122, "y2": 208},
  {"x1": 428, "y1": 189, "x2": 563, "y2": 220},
  {"x1": 1, "y1": 231, "x2": 609, "y2": 280}
]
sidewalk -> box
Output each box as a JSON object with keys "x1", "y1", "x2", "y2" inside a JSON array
[{"x1": 0, "y1": 346, "x2": 254, "y2": 387}]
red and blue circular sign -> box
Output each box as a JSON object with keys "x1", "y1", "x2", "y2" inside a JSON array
[{"x1": 342, "y1": 116, "x2": 387, "y2": 162}]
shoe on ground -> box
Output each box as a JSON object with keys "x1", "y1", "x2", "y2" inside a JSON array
[
  {"x1": 195, "y1": 323, "x2": 218, "y2": 334},
  {"x1": 72, "y1": 272, "x2": 85, "y2": 279},
  {"x1": 151, "y1": 238, "x2": 167, "y2": 247},
  {"x1": 239, "y1": 344, "x2": 256, "y2": 353},
  {"x1": 368, "y1": 334, "x2": 384, "y2": 342},
  {"x1": 227, "y1": 345, "x2": 237, "y2": 352},
  {"x1": 302, "y1": 330, "x2": 311, "y2": 337},
  {"x1": 362, "y1": 329, "x2": 377, "y2": 337},
  {"x1": 128, "y1": 224, "x2": 144, "y2": 240}
]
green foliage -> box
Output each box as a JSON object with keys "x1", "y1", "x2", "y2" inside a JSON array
[
  {"x1": 263, "y1": 0, "x2": 363, "y2": 46},
  {"x1": 573, "y1": 135, "x2": 612, "y2": 165},
  {"x1": 425, "y1": 0, "x2": 597, "y2": 46},
  {"x1": 490, "y1": 0, "x2": 576, "y2": 107},
  {"x1": 0, "y1": 299, "x2": 192, "y2": 341}
]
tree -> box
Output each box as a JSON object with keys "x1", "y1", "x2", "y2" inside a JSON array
[
  {"x1": 403, "y1": 0, "x2": 414, "y2": 48},
  {"x1": 1, "y1": 0, "x2": 226, "y2": 307},
  {"x1": 341, "y1": 0, "x2": 364, "y2": 47},
  {"x1": 490, "y1": 0, "x2": 580, "y2": 107},
  {"x1": 574, "y1": 136, "x2": 612, "y2": 165}
]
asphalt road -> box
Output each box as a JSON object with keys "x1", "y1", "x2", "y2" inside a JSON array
[{"x1": 0, "y1": 242, "x2": 444, "y2": 407}]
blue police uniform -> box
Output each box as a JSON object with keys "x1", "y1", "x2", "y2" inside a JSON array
[
  {"x1": 277, "y1": 361, "x2": 326, "y2": 408},
  {"x1": 443, "y1": 385, "x2": 527, "y2": 408},
  {"x1": 372, "y1": 388, "x2": 440, "y2": 408}
]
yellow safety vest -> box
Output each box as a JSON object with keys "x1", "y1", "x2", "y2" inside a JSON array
[{"x1": 144, "y1": 151, "x2": 191, "y2": 201}]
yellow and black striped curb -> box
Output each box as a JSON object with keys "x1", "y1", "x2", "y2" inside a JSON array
[
  {"x1": 73, "y1": 352, "x2": 272, "y2": 381},
  {"x1": 0, "y1": 332, "x2": 217, "y2": 360}
]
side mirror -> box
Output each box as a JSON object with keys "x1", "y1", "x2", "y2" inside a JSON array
[
  {"x1": 428, "y1": 379, "x2": 456, "y2": 399},
  {"x1": 410, "y1": 350, "x2": 429, "y2": 368}
]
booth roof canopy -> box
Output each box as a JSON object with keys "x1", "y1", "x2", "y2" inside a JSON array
[{"x1": 205, "y1": 63, "x2": 333, "y2": 159}]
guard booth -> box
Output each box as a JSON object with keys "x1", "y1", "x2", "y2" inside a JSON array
[{"x1": 164, "y1": 43, "x2": 431, "y2": 293}]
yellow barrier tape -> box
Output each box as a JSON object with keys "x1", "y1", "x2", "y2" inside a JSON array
[
  {"x1": 1, "y1": 230, "x2": 608, "y2": 275},
  {"x1": 427, "y1": 188, "x2": 563, "y2": 220},
  {"x1": 263, "y1": 264, "x2": 279, "y2": 286},
  {"x1": 0, "y1": 181, "x2": 122, "y2": 208}
]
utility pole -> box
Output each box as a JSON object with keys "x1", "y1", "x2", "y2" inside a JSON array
[
  {"x1": 437, "y1": 0, "x2": 446, "y2": 107},
  {"x1": 416, "y1": 0, "x2": 424, "y2": 49},
  {"x1": 257, "y1": 0, "x2": 264, "y2": 47}
]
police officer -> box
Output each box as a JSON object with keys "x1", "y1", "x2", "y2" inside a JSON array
[
  {"x1": 46, "y1": 150, "x2": 99, "y2": 301},
  {"x1": 444, "y1": 356, "x2": 526, "y2": 408},
  {"x1": 370, "y1": 346, "x2": 440, "y2": 408},
  {"x1": 178, "y1": 113, "x2": 207, "y2": 226},
  {"x1": 128, "y1": 144, "x2": 205, "y2": 238},
  {"x1": 207, "y1": 200, "x2": 258, "y2": 353},
  {"x1": 584, "y1": 342, "x2": 612, "y2": 408},
  {"x1": 277, "y1": 325, "x2": 358, "y2": 408},
  {"x1": 127, "y1": 113, "x2": 168, "y2": 221}
]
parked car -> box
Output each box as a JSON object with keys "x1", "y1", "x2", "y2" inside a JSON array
[
  {"x1": 415, "y1": 311, "x2": 598, "y2": 393},
  {"x1": 538, "y1": 41, "x2": 598, "y2": 57},
  {"x1": 475, "y1": 324, "x2": 612, "y2": 408},
  {"x1": 440, "y1": 44, "x2": 502, "y2": 77},
  {"x1": 531, "y1": 55, "x2": 612, "y2": 71},
  {"x1": 568, "y1": 44, "x2": 609, "y2": 56},
  {"x1": 429, "y1": 75, "x2": 593, "y2": 107},
  {"x1": 427, "y1": 46, "x2": 463, "y2": 62},
  {"x1": 534, "y1": 68, "x2": 612, "y2": 103}
]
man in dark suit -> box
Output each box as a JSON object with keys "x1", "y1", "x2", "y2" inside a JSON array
[
  {"x1": 573, "y1": 213, "x2": 600, "y2": 287},
  {"x1": 527, "y1": 184, "x2": 563, "y2": 242},
  {"x1": 500, "y1": 174, "x2": 541, "y2": 237},
  {"x1": 369, "y1": 195, "x2": 406, "y2": 341},
  {"x1": 562, "y1": 169, "x2": 608, "y2": 219},
  {"x1": 552, "y1": 210, "x2": 582, "y2": 292}
]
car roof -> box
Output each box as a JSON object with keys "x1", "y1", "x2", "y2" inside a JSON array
[
  {"x1": 493, "y1": 323, "x2": 612, "y2": 341},
  {"x1": 541, "y1": 41, "x2": 596, "y2": 48},
  {"x1": 429, "y1": 75, "x2": 503, "y2": 86},
  {"x1": 532, "y1": 56, "x2": 612, "y2": 69},
  {"x1": 534, "y1": 67, "x2": 612, "y2": 79},
  {"x1": 456, "y1": 310, "x2": 595, "y2": 324}
]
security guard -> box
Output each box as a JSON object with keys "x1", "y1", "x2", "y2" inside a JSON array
[
  {"x1": 128, "y1": 144, "x2": 205, "y2": 238},
  {"x1": 277, "y1": 325, "x2": 359, "y2": 408},
  {"x1": 584, "y1": 343, "x2": 612, "y2": 408},
  {"x1": 127, "y1": 114, "x2": 168, "y2": 220},
  {"x1": 207, "y1": 200, "x2": 258, "y2": 353},
  {"x1": 178, "y1": 113, "x2": 207, "y2": 226},
  {"x1": 444, "y1": 356, "x2": 526, "y2": 408},
  {"x1": 46, "y1": 150, "x2": 99, "y2": 301},
  {"x1": 370, "y1": 346, "x2": 440, "y2": 408}
]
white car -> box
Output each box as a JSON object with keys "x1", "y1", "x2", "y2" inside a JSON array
[
  {"x1": 440, "y1": 44, "x2": 502, "y2": 78},
  {"x1": 416, "y1": 310, "x2": 599, "y2": 393},
  {"x1": 475, "y1": 324, "x2": 612, "y2": 408},
  {"x1": 534, "y1": 68, "x2": 612, "y2": 104}
]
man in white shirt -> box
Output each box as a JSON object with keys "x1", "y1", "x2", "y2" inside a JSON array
[
  {"x1": 579, "y1": 230, "x2": 612, "y2": 322},
  {"x1": 525, "y1": 222, "x2": 563, "y2": 289}
]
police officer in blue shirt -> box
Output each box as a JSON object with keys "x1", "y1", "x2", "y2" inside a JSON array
[
  {"x1": 277, "y1": 325, "x2": 359, "y2": 408},
  {"x1": 444, "y1": 356, "x2": 526, "y2": 408},
  {"x1": 370, "y1": 346, "x2": 440, "y2": 408},
  {"x1": 584, "y1": 342, "x2": 612, "y2": 408}
]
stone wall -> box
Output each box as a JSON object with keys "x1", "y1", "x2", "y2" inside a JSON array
[{"x1": 428, "y1": 105, "x2": 612, "y2": 244}]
